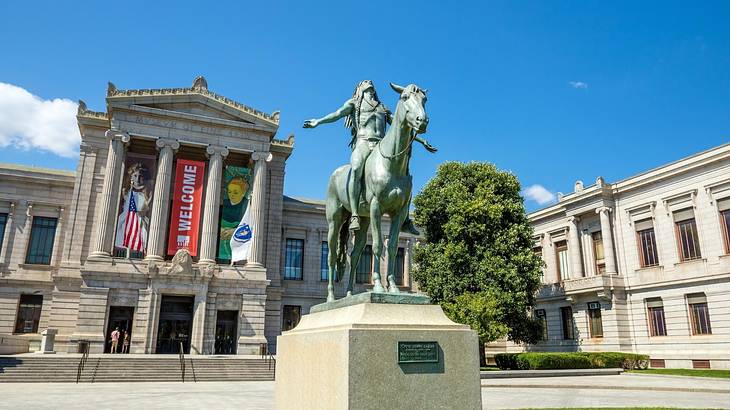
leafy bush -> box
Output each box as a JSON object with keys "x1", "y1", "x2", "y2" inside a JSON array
[
  {"x1": 494, "y1": 353, "x2": 519, "y2": 370},
  {"x1": 493, "y1": 352, "x2": 649, "y2": 370},
  {"x1": 517, "y1": 353, "x2": 593, "y2": 370}
]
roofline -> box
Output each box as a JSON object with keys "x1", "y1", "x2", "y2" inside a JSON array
[
  {"x1": 527, "y1": 141, "x2": 730, "y2": 219},
  {"x1": 0, "y1": 162, "x2": 76, "y2": 183}
]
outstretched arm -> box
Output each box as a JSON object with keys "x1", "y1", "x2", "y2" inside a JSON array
[
  {"x1": 414, "y1": 135, "x2": 437, "y2": 153},
  {"x1": 303, "y1": 100, "x2": 354, "y2": 128}
]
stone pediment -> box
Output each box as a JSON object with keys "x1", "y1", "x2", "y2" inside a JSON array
[{"x1": 106, "y1": 76, "x2": 280, "y2": 130}]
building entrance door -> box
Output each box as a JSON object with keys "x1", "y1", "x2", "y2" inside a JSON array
[
  {"x1": 105, "y1": 306, "x2": 134, "y2": 353},
  {"x1": 215, "y1": 310, "x2": 238, "y2": 354},
  {"x1": 156, "y1": 295, "x2": 194, "y2": 354}
]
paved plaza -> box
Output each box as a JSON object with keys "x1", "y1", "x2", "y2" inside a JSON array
[{"x1": 0, "y1": 374, "x2": 728, "y2": 409}]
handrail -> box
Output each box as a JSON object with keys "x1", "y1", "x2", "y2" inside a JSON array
[
  {"x1": 267, "y1": 353, "x2": 276, "y2": 371},
  {"x1": 76, "y1": 341, "x2": 90, "y2": 383},
  {"x1": 179, "y1": 341, "x2": 185, "y2": 383}
]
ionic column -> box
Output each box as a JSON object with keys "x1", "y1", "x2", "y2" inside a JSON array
[
  {"x1": 199, "y1": 145, "x2": 229, "y2": 264},
  {"x1": 567, "y1": 216, "x2": 584, "y2": 278},
  {"x1": 248, "y1": 151, "x2": 273, "y2": 268},
  {"x1": 596, "y1": 207, "x2": 617, "y2": 274},
  {"x1": 145, "y1": 138, "x2": 180, "y2": 261},
  {"x1": 89, "y1": 130, "x2": 130, "y2": 259}
]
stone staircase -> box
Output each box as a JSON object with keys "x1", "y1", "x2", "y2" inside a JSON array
[{"x1": 0, "y1": 355, "x2": 276, "y2": 383}]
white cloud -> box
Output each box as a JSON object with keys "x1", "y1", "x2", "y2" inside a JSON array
[
  {"x1": 569, "y1": 81, "x2": 588, "y2": 89},
  {"x1": 0, "y1": 83, "x2": 79, "y2": 158},
  {"x1": 523, "y1": 184, "x2": 557, "y2": 205}
]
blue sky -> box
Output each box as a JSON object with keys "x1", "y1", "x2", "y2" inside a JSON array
[{"x1": 1, "y1": 1, "x2": 729, "y2": 211}]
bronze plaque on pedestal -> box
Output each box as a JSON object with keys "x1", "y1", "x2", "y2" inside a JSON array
[{"x1": 398, "y1": 341, "x2": 440, "y2": 363}]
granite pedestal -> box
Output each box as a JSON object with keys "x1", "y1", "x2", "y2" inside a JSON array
[{"x1": 274, "y1": 293, "x2": 482, "y2": 410}]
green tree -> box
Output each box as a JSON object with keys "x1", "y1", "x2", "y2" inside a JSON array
[{"x1": 412, "y1": 162, "x2": 543, "y2": 366}]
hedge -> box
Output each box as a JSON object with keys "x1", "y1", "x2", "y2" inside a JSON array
[{"x1": 494, "y1": 352, "x2": 649, "y2": 370}]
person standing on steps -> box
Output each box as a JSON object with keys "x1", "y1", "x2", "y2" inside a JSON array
[
  {"x1": 110, "y1": 327, "x2": 120, "y2": 354},
  {"x1": 122, "y1": 330, "x2": 130, "y2": 354}
]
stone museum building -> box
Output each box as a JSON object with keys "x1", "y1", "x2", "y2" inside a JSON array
[
  {"x1": 1, "y1": 78, "x2": 729, "y2": 369},
  {"x1": 0, "y1": 78, "x2": 418, "y2": 355},
  {"x1": 490, "y1": 142, "x2": 730, "y2": 369}
]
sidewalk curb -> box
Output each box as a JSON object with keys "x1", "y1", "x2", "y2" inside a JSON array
[
  {"x1": 480, "y1": 382, "x2": 730, "y2": 394},
  {"x1": 628, "y1": 372, "x2": 730, "y2": 382},
  {"x1": 481, "y1": 368, "x2": 623, "y2": 379}
]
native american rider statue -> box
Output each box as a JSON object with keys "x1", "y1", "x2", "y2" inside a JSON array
[{"x1": 303, "y1": 80, "x2": 437, "y2": 233}]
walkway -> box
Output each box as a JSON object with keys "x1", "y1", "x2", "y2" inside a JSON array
[
  {"x1": 481, "y1": 373, "x2": 730, "y2": 409},
  {"x1": 0, "y1": 374, "x2": 727, "y2": 409}
]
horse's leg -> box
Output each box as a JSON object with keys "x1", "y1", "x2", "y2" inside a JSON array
[
  {"x1": 347, "y1": 218, "x2": 370, "y2": 296},
  {"x1": 385, "y1": 210, "x2": 407, "y2": 293},
  {"x1": 327, "y1": 206, "x2": 346, "y2": 302},
  {"x1": 369, "y1": 199, "x2": 386, "y2": 293}
]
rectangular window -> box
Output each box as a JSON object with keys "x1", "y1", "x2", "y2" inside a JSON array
[
  {"x1": 692, "y1": 360, "x2": 711, "y2": 369},
  {"x1": 555, "y1": 240, "x2": 569, "y2": 281},
  {"x1": 587, "y1": 301, "x2": 604, "y2": 338},
  {"x1": 320, "y1": 241, "x2": 329, "y2": 281},
  {"x1": 635, "y1": 219, "x2": 659, "y2": 268},
  {"x1": 14, "y1": 294, "x2": 43, "y2": 334},
  {"x1": 283, "y1": 238, "x2": 304, "y2": 280},
  {"x1": 535, "y1": 309, "x2": 548, "y2": 341},
  {"x1": 650, "y1": 359, "x2": 666, "y2": 368},
  {"x1": 560, "y1": 306, "x2": 574, "y2": 340},
  {"x1": 25, "y1": 216, "x2": 58, "y2": 265},
  {"x1": 0, "y1": 213, "x2": 7, "y2": 252},
  {"x1": 592, "y1": 232, "x2": 606, "y2": 274},
  {"x1": 394, "y1": 247, "x2": 405, "y2": 286},
  {"x1": 687, "y1": 293, "x2": 711, "y2": 335},
  {"x1": 674, "y1": 209, "x2": 701, "y2": 261},
  {"x1": 647, "y1": 298, "x2": 667, "y2": 336},
  {"x1": 356, "y1": 245, "x2": 373, "y2": 284},
  {"x1": 718, "y1": 198, "x2": 730, "y2": 254},
  {"x1": 282, "y1": 305, "x2": 301, "y2": 331}
]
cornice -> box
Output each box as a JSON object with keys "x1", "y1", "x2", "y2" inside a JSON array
[
  {"x1": 528, "y1": 142, "x2": 730, "y2": 221},
  {"x1": 0, "y1": 164, "x2": 76, "y2": 184},
  {"x1": 77, "y1": 100, "x2": 109, "y2": 120},
  {"x1": 611, "y1": 142, "x2": 730, "y2": 193}
]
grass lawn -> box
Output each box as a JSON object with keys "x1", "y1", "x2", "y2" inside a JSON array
[
  {"x1": 519, "y1": 408, "x2": 716, "y2": 410},
  {"x1": 628, "y1": 368, "x2": 730, "y2": 379},
  {"x1": 480, "y1": 366, "x2": 501, "y2": 371}
]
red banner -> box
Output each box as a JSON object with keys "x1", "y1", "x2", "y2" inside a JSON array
[{"x1": 167, "y1": 159, "x2": 206, "y2": 256}]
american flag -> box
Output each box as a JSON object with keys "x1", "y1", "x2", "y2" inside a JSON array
[{"x1": 123, "y1": 193, "x2": 144, "y2": 252}]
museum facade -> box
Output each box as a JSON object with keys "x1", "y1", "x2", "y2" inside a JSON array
[
  {"x1": 2, "y1": 78, "x2": 729, "y2": 368},
  {"x1": 490, "y1": 142, "x2": 730, "y2": 369},
  {"x1": 0, "y1": 78, "x2": 418, "y2": 355}
]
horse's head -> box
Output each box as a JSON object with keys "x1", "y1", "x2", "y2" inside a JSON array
[{"x1": 390, "y1": 83, "x2": 429, "y2": 134}]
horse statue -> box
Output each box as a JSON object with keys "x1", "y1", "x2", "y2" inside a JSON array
[{"x1": 324, "y1": 83, "x2": 429, "y2": 302}]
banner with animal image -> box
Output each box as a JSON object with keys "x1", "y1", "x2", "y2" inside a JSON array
[
  {"x1": 114, "y1": 153, "x2": 157, "y2": 254},
  {"x1": 218, "y1": 165, "x2": 252, "y2": 261},
  {"x1": 167, "y1": 159, "x2": 206, "y2": 257}
]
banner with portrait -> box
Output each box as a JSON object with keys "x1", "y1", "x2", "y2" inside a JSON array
[
  {"x1": 218, "y1": 165, "x2": 252, "y2": 261},
  {"x1": 167, "y1": 159, "x2": 206, "y2": 257},
  {"x1": 114, "y1": 153, "x2": 157, "y2": 254}
]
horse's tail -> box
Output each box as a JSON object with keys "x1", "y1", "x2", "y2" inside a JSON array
[{"x1": 336, "y1": 218, "x2": 350, "y2": 281}]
